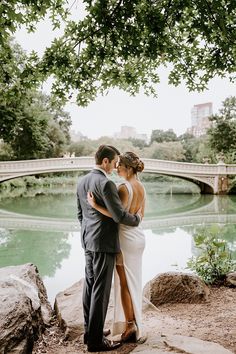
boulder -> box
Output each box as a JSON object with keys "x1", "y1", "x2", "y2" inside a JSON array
[
  {"x1": 225, "y1": 272, "x2": 236, "y2": 287},
  {"x1": 54, "y1": 278, "x2": 114, "y2": 340},
  {"x1": 54, "y1": 279, "x2": 84, "y2": 340},
  {"x1": 131, "y1": 333, "x2": 233, "y2": 354},
  {"x1": 0, "y1": 263, "x2": 52, "y2": 354},
  {"x1": 143, "y1": 272, "x2": 209, "y2": 306}
]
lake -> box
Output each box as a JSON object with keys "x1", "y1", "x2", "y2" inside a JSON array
[{"x1": 0, "y1": 182, "x2": 236, "y2": 304}]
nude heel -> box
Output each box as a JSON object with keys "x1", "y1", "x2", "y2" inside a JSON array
[{"x1": 121, "y1": 320, "x2": 137, "y2": 343}]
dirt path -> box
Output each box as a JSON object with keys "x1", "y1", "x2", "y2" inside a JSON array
[{"x1": 33, "y1": 286, "x2": 236, "y2": 354}]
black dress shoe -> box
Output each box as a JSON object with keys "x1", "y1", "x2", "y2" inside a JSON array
[
  {"x1": 88, "y1": 338, "x2": 122, "y2": 352},
  {"x1": 83, "y1": 329, "x2": 111, "y2": 344}
]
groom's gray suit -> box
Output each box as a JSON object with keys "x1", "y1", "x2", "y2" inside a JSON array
[{"x1": 77, "y1": 168, "x2": 140, "y2": 348}]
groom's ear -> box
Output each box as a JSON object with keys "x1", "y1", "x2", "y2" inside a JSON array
[{"x1": 101, "y1": 157, "x2": 109, "y2": 167}]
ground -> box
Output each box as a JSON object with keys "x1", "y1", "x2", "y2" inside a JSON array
[{"x1": 33, "y1": 286, "x2": 236, "y2": 354}]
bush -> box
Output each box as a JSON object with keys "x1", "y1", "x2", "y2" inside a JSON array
[{"x1": 187, "y1": 225, "x2": 236, "y2": 285}]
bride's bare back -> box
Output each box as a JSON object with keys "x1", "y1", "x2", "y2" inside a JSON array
[{"x1": 118, "y1": 180, "x2": 145, "y2": 217}]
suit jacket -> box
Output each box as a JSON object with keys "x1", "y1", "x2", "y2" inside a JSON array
[{"x1": 77, "y1": 169, "x2": 140, "y2": 253}]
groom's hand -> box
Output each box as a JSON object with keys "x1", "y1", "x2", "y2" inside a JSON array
[{"x1": 137, "y1": 207, "x2": 143, "y2": 221}]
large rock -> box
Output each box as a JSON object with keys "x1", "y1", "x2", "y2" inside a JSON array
[
  {"x1": 131, "y1": 334, "x2": 233, "y2": 354},
  {"x1": 226, "y1": 272, "x2": 236, "y2": 287},
  {"x1": 0, "y1": 263, "x2": 52, "y2": 354},
  {"x1": 54, "y1": 278, "x2": 115, "y2": 340},
  {"x1": 54, "y1": 279, "x2": 84, "y2": 340},
  {"x1": 143, "y1": 272, "x2": 209, "y2": 306}
]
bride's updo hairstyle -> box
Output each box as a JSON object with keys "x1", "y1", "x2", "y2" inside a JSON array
[{"x1": 120, "y1": 152, "x2": 144, "y2": 174}]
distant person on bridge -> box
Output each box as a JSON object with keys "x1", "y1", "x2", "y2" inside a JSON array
[
  {"x1": 87, "y1": 151, "x2": 146, "y2": 345},
  {"x1": 77, "y1": 145, "x2": 143, "y2": 352}
]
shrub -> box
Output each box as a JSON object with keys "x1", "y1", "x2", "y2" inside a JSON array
[{"x1": 187, "y1": 225, "x2": 236, "y2": 285}]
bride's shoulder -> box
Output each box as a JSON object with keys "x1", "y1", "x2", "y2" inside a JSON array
[
  {"x1": 117, "y1": 181, "x2": 129, "y2": 192},
  {"x1": 118, "y1": 181, "x2": 132, "y2": 195}
]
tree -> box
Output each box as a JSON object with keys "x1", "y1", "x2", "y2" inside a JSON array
[
  {"x1": 143, "y1": 141, "x2": 185, "y2": 161},
  {"x1": 40, "y1": 0, "x2": 236, "y2": 105},
  {"x1": 208, "y1": 96, "x2": 236, "y2": 160},
  {"x1": 0, "y1": 38, "x2": 71, "y2": 159},
  {"x1": 177, "y1": 133, "x2": 212, "y2": 163},
  {"x1": 130, "y1": 138, "x2": 148, "y2": 149},
  {"x1": 1, "y1": 1, "x2": 236, "y2": 106},
  {"x1": 0, "y1": 1, "x2": 67, "y2": 45},
  {"x1": 68, "y1": 141, "x2": 94, "y2": 157},
  {"x1": 151, "y1": 129, "x2": 178, "y2": 144}
]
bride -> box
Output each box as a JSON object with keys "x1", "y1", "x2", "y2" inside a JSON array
[{"x1": 87, "y1": 151, "x2": 146, "y2": 342}]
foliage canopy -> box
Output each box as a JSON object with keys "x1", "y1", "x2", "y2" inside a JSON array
[
  {"x1": 208, "y1": 96, "x2": 236, "y2": 162},
  {"x1": 1, "y1": 0, "x2": 236, "y2": 106},
  {"x1": 0, "y1": 40, "x2": 71, "y2": 160}
]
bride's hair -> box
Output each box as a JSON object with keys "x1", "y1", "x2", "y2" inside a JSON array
[{"x1": 120, "y1": 152, "x2": 144, "y2": 174}]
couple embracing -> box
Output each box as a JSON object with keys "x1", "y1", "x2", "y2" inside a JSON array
[{"x1": 77, "y1": 144, "x2": 146, "y2": 352}]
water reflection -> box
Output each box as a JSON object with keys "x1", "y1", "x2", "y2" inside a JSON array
[
  {"x1": 0, "y1": 187, "x2": 214, "y2": 219},
  {"x1": 0, "y1": 229, "x2": 71, "y2": 277},
  {"x1": 0, "y1": 192, "x2": 236, "y2": 303}
]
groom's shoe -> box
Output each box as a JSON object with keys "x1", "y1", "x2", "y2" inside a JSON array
[
  {"x1": 88, "y1": 338, "x2": 122, "y2": 352},
  {"x1": 83, "y1": 329, "x2": 111, "y2": 344}
]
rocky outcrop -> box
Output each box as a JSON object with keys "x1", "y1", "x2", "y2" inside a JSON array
[
  {"x1": 53, "y1": 277, "x2": 233, "y2": 354},
  {"x1": 54, "y1": 279, "x2": 84, "y2": 340},
  {"x1": 131, "y1": 333, "x2": 233, "y2": 354},
  {"x1": 143, "y1": 272, "x2": 209, "y2": 306},
  {"x1": 226, "y1": 272, "x2": 236, "y2": 287},
  {"x1": 0, "y1": 263, "x2": 52, "y2": 354},
  {"x1": 54, "y1": 278, "x2": 114, "y2": 340}
]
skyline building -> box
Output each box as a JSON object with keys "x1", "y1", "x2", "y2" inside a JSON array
[
  {"x1": 114, "y1": 126, "x2": 148, "y2": 142},
  {"x1": 187, "y1": 102, "x2": 213, "y2": 137}
]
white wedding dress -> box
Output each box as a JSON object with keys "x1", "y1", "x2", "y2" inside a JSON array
[{"x1": 112, "y1": 181, "x2": 145, "y2": 340}]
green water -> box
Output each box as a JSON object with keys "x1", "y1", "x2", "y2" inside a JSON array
[{"x1": 0, "y1": 183, "x2": 235, "y2": 303}]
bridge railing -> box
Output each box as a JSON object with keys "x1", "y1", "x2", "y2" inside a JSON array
[
  {"x1": 143, "y1": 158, "x2": 236, "y2": 175},
  {"x1": 1, "y1": 157, "x2": 236, "y2": 176},
  {"x1": 0, "y1": 157, "x2": 94, "y2": 174}
]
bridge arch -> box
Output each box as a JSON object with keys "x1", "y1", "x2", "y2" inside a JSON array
[{"x1": 143, "y1": 169, "x2": 214, "y2": 194}]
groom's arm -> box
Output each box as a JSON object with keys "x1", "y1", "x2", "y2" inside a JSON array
[{"x1": 102, "y1": 180, "x2": 140, "y2": 226}]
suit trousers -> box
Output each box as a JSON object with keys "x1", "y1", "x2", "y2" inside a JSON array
[{"x1": 83, "y1": 250, "x2": 115, "y2": 346}]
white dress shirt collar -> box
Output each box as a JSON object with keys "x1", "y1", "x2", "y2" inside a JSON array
[{"x1": 94, "y1": 166, "x2": 108, "y2": 178}]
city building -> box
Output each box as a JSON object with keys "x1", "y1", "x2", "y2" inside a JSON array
[
  {"x1": 114, "y1": 126, "x2": 148, "y2": 143},
  {"x1": 187, "y1": 102, "x2": 213, "y2": 137},
  {"x1": 70, "y1": 129, "x2": 88, "y2": 142}
]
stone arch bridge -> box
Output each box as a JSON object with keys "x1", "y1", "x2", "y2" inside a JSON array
[{"x1": 0, "y1": 157, "x2": 236, "y2": 194}]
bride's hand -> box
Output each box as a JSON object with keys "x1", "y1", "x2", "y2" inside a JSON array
[{"x1": 87, "y1": 191, "x2": 96, "y2": 208}]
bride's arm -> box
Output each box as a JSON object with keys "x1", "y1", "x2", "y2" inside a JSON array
[
  {"x1": 117, "y1": 184, "x2": 129, "y2": 209},
  {"x1": 87, "y1": 184, "x2": 129, "y2": 218}
]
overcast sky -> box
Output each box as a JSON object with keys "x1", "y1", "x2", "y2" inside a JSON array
[{"x1": 15, "y1": 13, "x2": 236, "y2": 140}]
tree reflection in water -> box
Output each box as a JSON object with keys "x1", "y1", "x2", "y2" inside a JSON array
[{"x1": 0, "y1": 229, "x2": 71, "y2": 277}]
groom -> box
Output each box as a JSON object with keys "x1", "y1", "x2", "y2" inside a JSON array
[{"x1": 77, "y1": 145, "x2": 141, "y2": 352}]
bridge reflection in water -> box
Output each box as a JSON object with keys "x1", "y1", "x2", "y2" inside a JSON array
[
  {"x1": 1, "y1": 197, "x2": 235, "y2": 304},
  {"x1": 1, "y1": 210, "x2": 236, "y2": 232},
  {"x1": 1, "y1": 194, "x2": 236, "y2": 232}
]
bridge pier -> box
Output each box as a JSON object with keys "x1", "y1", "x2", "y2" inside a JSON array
[
  {"x1": 213, "y1": 162, "x2": 229, "y2": 194},
  {"x1": 215, "y1": 175, "x2": 229, "y2": 195},
  {"x1": 198, "y1": 174, "x2": 229, "y2": 195}
]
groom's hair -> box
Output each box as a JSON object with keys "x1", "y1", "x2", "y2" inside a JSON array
[{"x1": 95, "y1": 145, "x2": 120, "y2": 164}]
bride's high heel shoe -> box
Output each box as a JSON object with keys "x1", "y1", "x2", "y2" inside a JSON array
[{"x1": 121, "y1": 320, "x2": 137, "y2": 343}]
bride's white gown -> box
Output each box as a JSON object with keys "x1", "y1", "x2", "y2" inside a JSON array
[{"x1": 112, "y1": 181, "x2": 145, "y2": 340}]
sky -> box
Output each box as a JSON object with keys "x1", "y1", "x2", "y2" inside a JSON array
[{"x1": 15, "y1": 10, "x2": 236, "y2": 140}]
